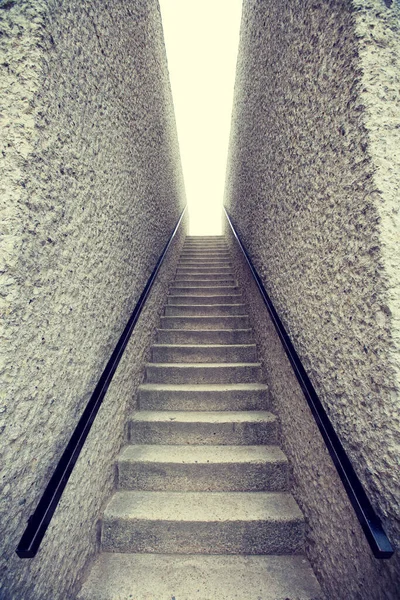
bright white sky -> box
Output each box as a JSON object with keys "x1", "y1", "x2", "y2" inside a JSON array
[{"x1": 159, "y1": 0, "x2": 243, "y2": 235}]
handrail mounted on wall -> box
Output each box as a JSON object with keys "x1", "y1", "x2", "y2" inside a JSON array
[
  {"x1": 224, "y1": 207, "x2": 393, "y2": 560},
  {"x1": 16, "y1": 206, "x2": 186, "y2": 559}
]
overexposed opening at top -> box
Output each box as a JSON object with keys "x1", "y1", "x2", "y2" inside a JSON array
[{"x1": 159, "y1": 0, "x2": 242, "y2": 235}]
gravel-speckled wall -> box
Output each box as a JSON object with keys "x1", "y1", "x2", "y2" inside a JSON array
[
  {"x1": 225, "y1": 1, "x2": 400, "y2": 598},
  {"x1": 0, "y1": 1, "x2": 186, "y2": 598}
]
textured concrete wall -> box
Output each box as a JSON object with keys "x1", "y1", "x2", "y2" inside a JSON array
[
  {"x1": 225, "y1": 1, "x2": 400, "y2": 598},
  {"x1": 0, "y1": 1, "x2": 186, "y2": 598}
]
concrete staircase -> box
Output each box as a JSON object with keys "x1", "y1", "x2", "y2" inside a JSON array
[{"x1": 78, "y1": 236, "x2": 323, "y2": 600}]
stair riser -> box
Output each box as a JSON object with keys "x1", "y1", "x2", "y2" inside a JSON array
[
  {"x1": 170, "y1": 285, "x2": 239, "y2": 293},
  {"x1": 181, "y1": 247, "x2": 229, "y2": 251},
  {"x1": 181, "y1": 247, "x2": 228, "y2": 252},
  {"x1": 145, "y1": 364, "x2": 262, "y2": 384},
  {"x1": 178, "y1": 261, "x2": 232, "y2": 267},
  {"x1": 167, "y1": 295, "x2": 242, "y2": 305},
  {"x1": 180, "y1": 254, "x2": 231, "y2": 260},
  {"x1": 151, "y1": 345, "x2": 257, "y2": 363},
  {"x1": 165, "y1": 305, "x2": 246, "y2": 317},
  {"x1": 159, "y1": 316, "x2": 249, "y2": 330},
  {"x1": 129, "y1": 421, "x2": 277, "y2": 445},
  {"x1": 183, "y1": 243, "x2": 227, "y2": 247},
  {"x1": 169, "y1": 286, "x2": 239, "y2": 294},
  {"x1": 138, "y1": 386, "x2": 270, "y2": 411},
  {"x1": 183, "y1": 242, "x2": 227, "y2": 246},
  {"x1": 174, "y1": 276, "x2": 235, "y2": 283},
  {"x1": 173, "y1": 280, "x2": 237, "y2": 287},
  {"x1": 156, "y1": 329, "x2": 253, "y2": 344},
  {"x1": 177, "y1": 267, "x2": 232, "y2": 274},
  {"x1": 101, "y1": 520, "x2": 304, "y2": 554},
  {"x1": 181, "y1": 245, "x2": 229, "y2": 250},
  {"x1": 118, "y1": 462, "x2": 289, "y2": 492}
]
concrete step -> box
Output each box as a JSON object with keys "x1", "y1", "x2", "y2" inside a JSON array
[
  {"x1": 183, "y1": 239, "x2": 227, "y2": 243},
  {"x1": 137, "y1": 383, "x2": 270, "y2": 411},
  {"x1": 181, "y1": 246, "x2": 229, "y2": 251},
  {"x1": 175, "y1": 271, "x2": 233, "y2": 278},
  {"x1": 77, "y1": 553, "x2": 324, "y2": 600},
  {"x1": 165, "y1": 304, "x2": 246, "y2": 317},
  {"x1": 129, "y1": 410, "x2": 277, "y2": 445},
  {"x1": 173, "y1": 279, "x2": 237, "y2": 287},
  {"x1": 184, "y1": 237, "x2": 225, "y2": 241},
  {"x1": 183, "y1": 237, "x2": 226, "y2": 241},
  {"x1": 159, "y1": 315, "x2": 249, "y2": 330},
  {"x1": 174, "y1": 275, "x2": 235, "y2": 283},
  {"x1": 183, "y1": 236, "x2": 226, "y2": 241},
  {"x1": 170, "y1": 284, "x2": 240, "y2": 293},
  {"x1": 176, "y1": 266, "x2": 233, "y2": 273},
  {"x1": 182, "y1": 246, "x2": 228, "y2": 252},
  {"x1": 118, "y1": 444, "x2": 289, "y2": 492},
  {"x1": 167, "y1": 294, "x2": 242, "y2": 305},
  {"x1": 180, "y1": 252, "x2": 231, "y2": 259},
  {"x1": 156, "y1": 328, "x2": 253, "y2": 344},
  {"x1": 145, "y1": 362, "x2": 262, "y2": 384},
  {"x1": 182, "y1": 244, "x2": 228, "y2": 249},
  {"x1": 151, "y1": 343, "x2": 257, "y2": 363},
  {"x1": 178, "y1": 260, "x2": 232, "y2": 266},
  {"x1": 101, "y1": 491, "x2": 305, "y2": 554},
  {"x1": 183, "y1": 240, "x2": 227, "y2": 245}
]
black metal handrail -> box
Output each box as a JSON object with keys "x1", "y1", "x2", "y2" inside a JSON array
[
  {"x1": 16, "y1": 206, "x2": 186, "y2": 559},
  {"x1": 224, "y1": 207, "x2": 394, "y2": 559}
]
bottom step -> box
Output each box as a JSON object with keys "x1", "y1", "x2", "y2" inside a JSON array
[{"x1": 77, "y1": 553, "x2": 323, "y2": 600}]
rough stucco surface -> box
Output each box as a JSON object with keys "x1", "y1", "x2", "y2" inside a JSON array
[
  {"x1": 0, "y1": 1, "x2": 186, "y2": 598},
  {"x1": 225, "y1": 0, "x2": 400, "y2": 598}
]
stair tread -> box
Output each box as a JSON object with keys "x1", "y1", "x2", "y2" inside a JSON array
[
  {"x1": 152, "y1": 343, "x2": 256, "y2": 349},
  {"x1": 130, "y1": 410, "x2": 275, "y2": 423},
  {"x1": 166, "y1": 303, "x2": 245, "y2": 308},
  {"x1": 162, "y1": 314, "x2": 248, "y2": 317},
  {"x1": 168, "y1": 294, "x2": 242, "y2": 298},
  {"x1": 119, "y1": 444, "x2": 287, "y2": 464},
  {"x1": 146, "y1": 362, "x2": 261, "y2": 367},
  {"x1": 139, "y1": 382, "x2": 268, "y2": 391},
  {"x1": 158, "y1": 328, "x2": 252, "y2": 333},
  {"x1": 104, "y1": 490, "x2": 304, "y2": 522},
  {"x1": 77, "y1": 553, "x2": 323, "y2": 600}
]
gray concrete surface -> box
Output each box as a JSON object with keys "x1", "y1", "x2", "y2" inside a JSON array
[
  {"x1": 77, "y1": 237, "x2": 323, "y2": 599},
  {"x1": 101, "y1": 490, "x2": 305, "y2": 554},
  {"x1": 137, "y1": 382, "x2": 270, "y2": 411},
  {"x1": 118, "y1": 444, "x2": 289, "y2": 492},
  {"x1": 129, "y1": 409, "x2": 278, "y2": 445},
  {"x1": 224, "y1": 1, "x2": 400, "y2": 597},
  {"x1": 77, "y1": 553, "x2": 324, "y2": 600},
  {"x1": 0, "y1": 1, "x2": 185, "y2": 598}
]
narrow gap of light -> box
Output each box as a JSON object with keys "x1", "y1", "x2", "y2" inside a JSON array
[{"x1": 159, "y1": 0, "x2": 243, "y2": 235}]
